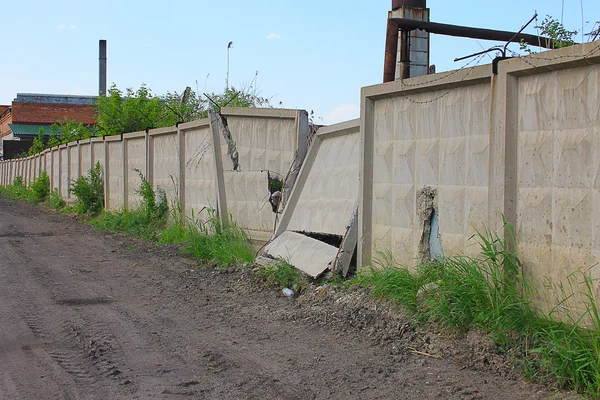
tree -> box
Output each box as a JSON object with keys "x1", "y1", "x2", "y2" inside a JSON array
[
  {"x1": 96, "y1": 83, "x2": 273, "y2": 137},
  {"x1": 47, "y1": 119, "x2": 95, "y2": 148},
  {"x1": 537, "y1": 15, "x2": 578, "y2": 48},
  {"x1": 520, "y1": 16, "x2": 599, "y2": 54},
  {"x1": 96, "y1": 84, "x2": 164, "y2": 136},
  {"x1": 27, "y1": 128, "x2": 46, "y2": 156}
]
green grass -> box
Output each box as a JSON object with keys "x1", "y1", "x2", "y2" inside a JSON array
[
  {"x1": 181, "y1": 212, "x2": 255, "y2": 268},
  {"x1": 48, "y1": 189, "x2": 66, "y2": 209},
  {"x1": 92, "y1": 208, "x2": 164, "y2": 241},
  {"x1": 256, "y1": 259, "x2": 308, "y2": 292},
  {"x1": 0, "y1": 174, "x2": 51, "y2": 203},
  {"x1": 357, "y1": 223, "x2": 600, "y2": 397},
  {"x1": 92, "y1": 205, "x2": 255, "y2": 269}
]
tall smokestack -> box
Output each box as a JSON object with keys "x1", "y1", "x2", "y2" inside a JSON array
[
  {"x1": 384, "y1": 0, "x2": 430, "y2": 82},
  {"x1": 99, "y1": 40, "x2": 107, "y2": 95}
]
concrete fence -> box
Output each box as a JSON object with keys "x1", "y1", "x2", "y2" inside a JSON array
[
  {"x1": 0, "y1": 108, "x2": 309, "y2": 244},
  {"x1": 359, "y1": 40, "x2": 600, "y2": 312},
  {"x1": 2, "y1": 40, "x2": 600, "y2": 312}
]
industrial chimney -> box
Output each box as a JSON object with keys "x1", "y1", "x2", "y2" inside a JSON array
[
  {"x1": 384, "y1": 0, "x2": 430, "y2": 82},
  {"x1": 99, "y1": 40, "x2": 107, "y2": 95}
]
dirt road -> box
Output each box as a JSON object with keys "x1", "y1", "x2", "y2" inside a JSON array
[{"x1": 0, "y1": 197, "x2": 571, "y2": 399}]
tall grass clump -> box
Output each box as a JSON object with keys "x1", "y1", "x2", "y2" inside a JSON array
[
  {"x1": 358, "y1": 221, "x2": 600, "y2": 396},
  {"x1": 182, "y1": 208, "x2": 254, "y2": 268},
  {"x1": 48, "y1": 189, "x2": 66, "y2": 209},
  {"x1": 525, "y1": 273, "x2": 600, "y2": 396},
  {"x1": 30, "y1": 171, "x2": 50, "y2": 202},
  {"x1": 256, "y1": 258, "x2": 307, "y2": 292},
  {"x1": 70, "y1": 162, "x2": 104, "y2": 214},
  {"x1": 92, "y1": 207, "x2": 162, "y2": 241},
  {"x1": 1, "y1": 176, "x2": 33, "y2": 201},
  {"x1": 133, "y1": 168, "x2": 168, "y2": 221},
  {"x1": 0, "y1": 174, "x2": 51, "y2": 203},
  {"x1": 360, "y1": 224, "x2": 533, "y2": 335}
]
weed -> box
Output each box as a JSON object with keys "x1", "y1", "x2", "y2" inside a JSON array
[
  {"x1": 70, "y1": 162, "x2": 104, "y2": 214},
  {"x1": 257, "y1": 259, "x2": 307, "y2": 292},
  {"x1": 92, "y1": 208, "x2": 160, "y2": 241},
  {"x1": 182, "y1": 208, "x2": 254, "y2": 268},
  {"x1": 30, "y1": 171, "x2": 50, "y2": 202},
  {"x1": 133, "y1": 169, "x2": 168, "y2": 221},
  {"x1": 49, "y1": 189, "x2": 66, "y2": 209},
  {"x1": 358, "y1": 221, "x2": 600, "y2": 396},
  {"x1": 158, "y1": 223, "x2": 190, "y2": 244}
]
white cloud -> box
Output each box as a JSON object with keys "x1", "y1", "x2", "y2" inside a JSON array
[
  {"x1": 324, "y1": 104, "x2": 360, "y2": 125},
  {"x1": 266, "y1": 33, "x2": 281, "y2": 40},
  {"x1": 56, "y1": 23, "x2": 76, "y2": 31}
]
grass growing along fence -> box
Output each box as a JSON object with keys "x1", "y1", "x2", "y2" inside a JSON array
[
  {"x1": 0, "y1": 173, "x2": 51, "y2": 203},
  {"x1": 357, "y1": 224, "x2": 600, "y2": 397},
  {"x1": 256, "y1": 258, "x2": 308, "y2": 293},
  {"x1": 3, "y1": 169, "x2": 600, "y2": 395},
  {"x1": 70, "y1": 162, "x2": 104, "y2": 214},
  {"x1": 90, "y1": 169, "x2": 255, "y2": 268}
]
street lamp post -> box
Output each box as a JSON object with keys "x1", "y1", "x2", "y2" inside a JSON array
[{"x1": 226, "y1": 41, "x2": 233, "y2": 89}]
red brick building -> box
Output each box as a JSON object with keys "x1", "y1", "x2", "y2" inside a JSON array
[{"x1": 1, "y1": 93, "x2": 97, "y2": 159}]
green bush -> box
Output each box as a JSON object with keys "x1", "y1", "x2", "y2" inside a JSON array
[
  {"x1": 30, "y1": 171, "x2": 50, "y2": 202},
  {"x1": 134, "y1": 168, "x2": 168, "y2": 221},
  {"x1": 49, "y1": 189, "x2": 65, "y2": 209},
  {"x1": 70, "y1": 162, "x2": 104, "y2": 214}
]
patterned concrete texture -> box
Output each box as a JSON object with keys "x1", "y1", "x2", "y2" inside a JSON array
[
  {"x1": 360, "y1": 40, "x2": 600, "y2": 312},
  {"x1": 368, "y1": 82, "x2": 491, "y2": 267}
]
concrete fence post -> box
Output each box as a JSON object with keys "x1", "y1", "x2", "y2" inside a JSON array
[{"x1": 178, "y1": 126, "x2": 186, "y2": 216}]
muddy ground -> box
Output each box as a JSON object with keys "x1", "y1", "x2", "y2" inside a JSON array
[{"x1": 0, "y1": 197, "x2": 579, "y2": 399}]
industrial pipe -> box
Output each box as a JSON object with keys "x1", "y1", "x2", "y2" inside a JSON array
[
  {"x1": 383, "y1": 19, "x2": 400, "y2": 83},
  {"x1": 390, "y1": 18, "x2": 561, "y2": 49}
]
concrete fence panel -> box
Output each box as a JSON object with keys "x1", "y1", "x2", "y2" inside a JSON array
[
  {"x1": 360, "y1": 65, "x2": 492, "y2": 268},
  {"x1": 59, "y1": 145, "x2": 69, "y2": 199},
  {"x1": 123, "y1": 132, "x2": 146, "y2": 209},
  {"x1": 105, "y1": 136, "x2": 124, "y2": 210},
  {"x1": 149, "y1": 127, "x2": 179, "y2": 208},
  {"x1": 52, "y1": 149, "x2": 60, "y2": 192},
  {"x1": 80, "y1": 140, "x2": 92, "y2": 176},
  {"x1": 182, "y1": 119, "x2": 217, "y2": 221},
  {"x1": 218, "y1": 108, "x2": 309, "y2": 242},
  {"x1": 68, "y1": 142, "x2": 80, "y2": 186}
]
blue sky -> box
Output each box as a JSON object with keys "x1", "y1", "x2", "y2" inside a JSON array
[{"x1": 1, "y1": 0, "x2": 598, "y2": 124}]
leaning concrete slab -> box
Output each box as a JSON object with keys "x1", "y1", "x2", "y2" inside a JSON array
[
  {"x1": 263, "y1": 231, "x2": 339, "y2": 278},
  {"x1": 263, "y1": 119, "x2": 361, "y2": 277}
]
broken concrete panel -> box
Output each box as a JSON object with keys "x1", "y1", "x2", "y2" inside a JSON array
[
  {"x1": 276, "y1": 119, "x2": 360, "y2": 237},
  {"x1": 215, "y1": 108, "x2": 308, "y2": 243},
  {"x1": 264, "y1": 231, "x2": 339, "y2": 278},
  {"x1": 263, "y1": 119, "x2": 360, "y2": 276},
  {"x1": 333, "y1": 208, "x2": 359, "y2": 277},
  {"x1": 416, "y1": 186, "x2": 436, "y2": 263}
]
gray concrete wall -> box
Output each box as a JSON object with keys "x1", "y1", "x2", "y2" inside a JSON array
[
  {"x1": 0, "y1": 108, "x2": 308, "y2": 244},
  {"x1": 360, "y1": 40, "x2": 600, "y2": 312}
]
